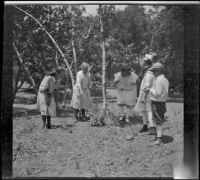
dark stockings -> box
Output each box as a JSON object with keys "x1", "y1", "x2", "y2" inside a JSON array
[
  {"x1": 81, "y1": 109, "x2": 86, "y2": 117},
  {"x1": 42, "y1": 115, "x2": 46, "y2": 129},
  {"x1": 46, "y1": 116, "x2": 52, "y2": 129},
  {"x1": 74, "y1": 108, "x2": 79, "y2": 120}
]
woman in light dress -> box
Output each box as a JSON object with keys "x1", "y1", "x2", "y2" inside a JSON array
[
  {"x1": 71, "y1": 62, "x2": 92, "y2": 122},
  {"x1": 37, "y1": 67, "x2": 65, "y2": 129},
  {"x1": 113, "y1": 64, "x2": 139, "y2": 122}
]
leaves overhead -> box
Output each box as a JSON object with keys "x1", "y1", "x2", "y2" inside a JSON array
[{"x1": 13, "y1": 5, "x2": 183, "y2": 92}]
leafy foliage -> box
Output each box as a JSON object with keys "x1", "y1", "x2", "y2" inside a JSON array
[{"x1": 13, "y1": 5, "x2": 184, "y2": 93}]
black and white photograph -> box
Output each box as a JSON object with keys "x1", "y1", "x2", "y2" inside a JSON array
[{"x1": 2, "y1": 1, "x2": 199, "y2": 179}]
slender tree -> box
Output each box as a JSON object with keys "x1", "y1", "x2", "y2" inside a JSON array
[
  {"x1": 13, "y1": 43, "x2": 37, "y2": 99},
  {"x1": 99, "y1": 5, "x2": 107, "y2": 116}
]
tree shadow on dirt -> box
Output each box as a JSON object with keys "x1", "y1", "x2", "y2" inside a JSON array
[
  {"x1": 162, "y1": 135, "x2": 174, "y2": 144},
  {"x1": 56, "y1": 107, "x2": 74, "y2": 118},
  {"x1": 118, "y1": 116, "x2": 143, "y2": 128},
  {"x1": 51, "y1": 124, "x2": 75, "y2": 130},
  {"x1": 13, "y1": 107, "x2": 40, "y2": 117}
]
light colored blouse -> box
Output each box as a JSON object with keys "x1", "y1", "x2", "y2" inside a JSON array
[
  {"x1": 75, "y1": 70, "x2": 90, "y2": 90},
  {"x1": 39, "y1": 76, "x2": 56, "y2": 94},
  {"x1": 114, "y1": 72, "x2": 138, "y2": 90},
  {"x1": 140, "y1": 70, "x2": 155, "y2": 93},
  {"x1": 149, "y1": 74, "x2": 169, "y2": 102}
]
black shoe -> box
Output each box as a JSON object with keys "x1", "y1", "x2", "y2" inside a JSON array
[
  {"x1": 148, "y1": 127, "x2": 157, "y2": 135},
  {"x1": 139, "y1": 125, "x2": 148, "y2": 133}
]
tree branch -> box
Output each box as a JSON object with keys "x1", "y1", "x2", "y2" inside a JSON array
[
  {"x1": 14, "y1": 5, "x2": 75, "y2": 87},
  {"x1": 13, "y1": 42, "x2": 38, "y2": 94}
]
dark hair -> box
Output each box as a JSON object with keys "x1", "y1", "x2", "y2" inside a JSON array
[
  {"x1": 121, "y1": 64, "x2": 131, "y2": 77},
  {"x1": 144, "y1": 59, "x2": 152, "y2": 66},
  {"x1": 152, "y1": 54, "x2": 159, "y2": 63},
  {"x1": 47, "y1": 67, "x2": 65, "y2": 77},
  {"x1": 47, "y1": 69, "x2": 56, "y2": 77}
]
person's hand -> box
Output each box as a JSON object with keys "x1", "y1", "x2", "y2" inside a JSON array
[
  {"x1": 113, "y1": 81, "x2": 119, "y2": 88},
  {"x1": 143, "y1": 87, "x2": 150, "y2": 93}
]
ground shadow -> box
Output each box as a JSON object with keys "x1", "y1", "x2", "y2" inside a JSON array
[
  {"x1": 13, "y1": 107, "x2": 40, "y2": 117},
  {"x1": 51, "y1": 124, "x2": 75, "y2": 130},
  {"x1": 117, "y1": 116, "x2": 143, "y2": 128},
  {"x1": 14, "y1": 96, "x2": 36, "y2": 104},
  {"x1": 162, "y1": 135, "x2": 174, "y2": 144},
  {"x1": 56, "y1": 107, "x2": 74, "y2": 118}
]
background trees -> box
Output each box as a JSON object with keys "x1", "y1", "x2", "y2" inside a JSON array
[{"x1": 13, "y1": 4, "x2": 184, "y2": 100}]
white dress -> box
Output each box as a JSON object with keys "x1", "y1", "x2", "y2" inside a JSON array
[
  {"x1": 71, "y1": 71, "x2": 92, "y2": 109},
  {"x1": 37, "y1": 76, "x2": 57, "y2": 116},
  {"x1": 137, "y1": 70, "x2": 155, "y2": 112},
  {"x1": 114, "y1": 72, "x2": 138, "y2": 106}
]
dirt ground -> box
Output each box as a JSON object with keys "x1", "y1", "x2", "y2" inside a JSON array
[{"x1": 13, "y1": 92, "x2": 183, "y2": 178}]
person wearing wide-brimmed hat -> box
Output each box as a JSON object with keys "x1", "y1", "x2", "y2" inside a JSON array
[
  {"x1": 113, "y1": 63, "x2": 139, "y2": 123},
  {"x1": 37, "y1": 67, "x2": 65, "y2": 129},
  {"x1": 143, "y1": 62, "x2": 169, "y2": 145},
  {"x1": 71, "y1": 62, "x2": 92, "y2": 122},
  {"x1": 137, "y1": 56, "x2": 156, "y2": 135}
]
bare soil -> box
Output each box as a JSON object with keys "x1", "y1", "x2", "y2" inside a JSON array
[{"x1": 13, "y1": 91, "x2": 183, "y2": 178}]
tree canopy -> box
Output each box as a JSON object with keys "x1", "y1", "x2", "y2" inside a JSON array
[{"x1": 13, "y1": 5, "x2": 184, "y2": 94}]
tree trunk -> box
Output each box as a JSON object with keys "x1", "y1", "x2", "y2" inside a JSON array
[
  {"x1": 99, "y1": 5, "x2": 107, "y2": 116},
  {"x1": 62, "y1": 61, "x2": 73, "y2": 106},
  {"x1": 71, "y1": 18, "x2": 78, "y2": 76},
  {"x1": 13, "y1": 43, "x2": 38, "y2": 95},
  {"x1": 14, "y1": 5, "x2": 75, "y2": 87},
  {"x1": 13, "y1": 62, "x2": 22, "y2": 101},
  {"x1": 17, "y1": 80, "x2": 25, "y2": 90},
  {"x1": 55, "y1": 51, "x2": 59, "y2": 66}
]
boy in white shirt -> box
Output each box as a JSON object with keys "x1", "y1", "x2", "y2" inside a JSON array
[{"x1": 144, "y1": 62, "x2": 169, "y2": 145}]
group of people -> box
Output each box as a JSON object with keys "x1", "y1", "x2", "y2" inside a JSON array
[{"x1": 37, "y1": 55, "x2": 169, "y2": 146}]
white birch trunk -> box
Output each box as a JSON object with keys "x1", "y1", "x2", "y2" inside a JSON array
[{"x1": 99, "y1": 5, "x2": 107, "y2": 116}]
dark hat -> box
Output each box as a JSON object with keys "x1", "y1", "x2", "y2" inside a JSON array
[
  {"x1": 121, "y1": 63, "x2": 131, "y2": 71},
  {"x1": 48, "y1": 66, "x2": 65, "y2": 76},
  {"x1": 149, "y1": 62, "x2": 164, "y2": 72},
  {"x1": 48, "y1": 68, "x2": 57, "y2": 76}
]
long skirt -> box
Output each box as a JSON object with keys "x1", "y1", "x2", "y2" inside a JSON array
[
  {"x1": 151, "y1": 101, "x2": 166, "y2": 125},
  {"x1": 37, "y1": 92, "x2": 56, "y2": 117},
  {"x1": 71, "y1": 86, "x2": 92, "y2": 110},
  {"x1": 116, "y1": 89, "x2": 137, "y2": 106}
]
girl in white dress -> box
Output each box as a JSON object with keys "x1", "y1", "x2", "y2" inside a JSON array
[
  {"x1": 71, "y1": 62, "x2": 92, "y2": 122},
  {"x1": 37, "y1": 67, "x2": 65, "y2": 129}
]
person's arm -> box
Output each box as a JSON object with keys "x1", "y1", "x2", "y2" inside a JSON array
[
  {"x1": 144, "y1": 71, "x2": 154, "y2": 89},
  {"x1": 113, "y1": 79, "x2": 119, "y2": 88},
  {"x1": 46, "y1": 77, "x2": 56, "y2": 106}
]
